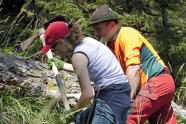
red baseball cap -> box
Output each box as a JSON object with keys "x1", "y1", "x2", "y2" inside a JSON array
[{"x1": 42, "y1": 21, "x2": 70, "y2": 54}]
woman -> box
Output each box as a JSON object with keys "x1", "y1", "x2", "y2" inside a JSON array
[{"x1": 42, "y1": 21, "x2": 131, "y2": 124}]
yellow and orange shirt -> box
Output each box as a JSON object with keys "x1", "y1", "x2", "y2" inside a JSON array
[{"x1": 107, "y1": 27, "x2": 166, "y2": 87}]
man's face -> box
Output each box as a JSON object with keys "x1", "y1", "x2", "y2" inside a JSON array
[{"x1": 92, "y1": 21, "x2": 111, "y2": 41}]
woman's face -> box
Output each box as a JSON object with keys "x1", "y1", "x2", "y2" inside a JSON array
[{"x1": 51, "y1": 39, "x2": 68, "y2": 56}]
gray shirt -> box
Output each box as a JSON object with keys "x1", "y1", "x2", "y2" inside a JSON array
[{"x1": 73, "y1": 37, "x2": 128, "y2": 91}]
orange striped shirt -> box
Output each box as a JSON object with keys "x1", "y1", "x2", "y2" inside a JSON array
[{"x1": 108, "y1": 27, "x2": 166, "y2": 87}]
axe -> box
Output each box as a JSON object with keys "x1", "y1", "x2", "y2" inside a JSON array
[
  {"x1": 39, "y1": 33, "x2": 70, "y2": 111},
  {"x1": 21, "y1": 15, "x2": 66, "y2": 51},
  {"x1": 21, "y1": 15, "x2": 70, "y2": 111}
]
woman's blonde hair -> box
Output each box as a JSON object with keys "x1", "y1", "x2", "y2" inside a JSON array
[{"x1": 64, "y1": 22, "x2": 83, "y2": 44}]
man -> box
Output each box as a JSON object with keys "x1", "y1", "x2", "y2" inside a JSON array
[{"x1": 88, "y1": 4, "x2": 177, "y2": 124}]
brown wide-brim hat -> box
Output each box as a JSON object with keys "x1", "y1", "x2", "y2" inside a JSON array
[{"x1": 88, "y1": 4, "x2": 121, "y2": 27}]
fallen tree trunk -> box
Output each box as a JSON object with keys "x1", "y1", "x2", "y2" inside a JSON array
[
  {"x1": 0, "y1": 50, "x2": 49, "y2": 96},
  {"x1": 0, "y1": 50, "x2": 81, "y2": 103}
]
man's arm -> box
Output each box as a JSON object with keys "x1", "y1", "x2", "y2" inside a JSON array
[{"x1": 126, "y1": 64, "x2": 140, "y2": 100}]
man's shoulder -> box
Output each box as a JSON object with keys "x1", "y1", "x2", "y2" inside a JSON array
[
  {"x1": 118, "y1": 27, "x2": 141, "y2": 38},
  {"x1": 120, "y1": 26, "x2": 137, "y2": 32}
]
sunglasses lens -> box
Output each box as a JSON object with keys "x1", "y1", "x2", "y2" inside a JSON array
[{"x1": 51, "y1": 42, "x2": 57, "y2": 49}]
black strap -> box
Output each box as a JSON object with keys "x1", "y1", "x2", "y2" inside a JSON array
[
  {"x1": 68, "y1": 23, "x2": 73, "y2": 28},
  {"x1": 157, "y1": 70, "x2": 169, "y2": 76}
]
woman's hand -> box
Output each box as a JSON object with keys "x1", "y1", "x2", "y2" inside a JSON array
[
  {"x1": 40, "y1": 35, "x2": 45, "y2": 45},
  {"x1": 47, "y1": 57, "x2": 65, "y2": 70},
  {"x1": 38, "y1": 28, "x2": 45, "y2": 45}
]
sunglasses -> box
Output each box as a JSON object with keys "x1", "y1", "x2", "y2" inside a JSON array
[{"x1": 51, "y1": 40, "x2": 60, "y2": 50}]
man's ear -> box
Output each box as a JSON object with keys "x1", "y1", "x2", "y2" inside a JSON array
[{"x1": 109, "y1": 21, "x2": 116, "y2": 28}]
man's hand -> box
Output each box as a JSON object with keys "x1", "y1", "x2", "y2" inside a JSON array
[
  {"x1": 61, "y1": 106, "x2": 81, "y2": 123},
  {"x1": 47, "y1": 57, "x2": 65, "y2": 70}
]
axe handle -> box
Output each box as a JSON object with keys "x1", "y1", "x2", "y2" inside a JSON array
[{"x1": 40, "y1": 34, "x2": 70, "y2": 110}]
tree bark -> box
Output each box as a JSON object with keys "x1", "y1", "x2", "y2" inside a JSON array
[
  {"x1": 162, "y1": 4, "x2": 169, "y2": 27},
  {"x1": 0, "y1": 50, "x2": 75, "y2": 98}
]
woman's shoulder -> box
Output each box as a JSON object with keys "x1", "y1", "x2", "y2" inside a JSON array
[{"x1": 83, "y1": 37, "x2": 98, "y2": 42}]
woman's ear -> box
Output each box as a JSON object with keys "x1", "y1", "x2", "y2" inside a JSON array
[{"x1": 59, "y1": 39, "x2": 65, "y2": 44}]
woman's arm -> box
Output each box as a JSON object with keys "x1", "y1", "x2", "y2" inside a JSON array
[
  {"x1": 71, "y1": 53, "x2": 94, "y2": 110},
  {"x1": 63, "y1": 63, "x2": 74, "y2": 72}
]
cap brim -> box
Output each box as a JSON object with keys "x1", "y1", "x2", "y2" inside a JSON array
[
  {"x1": 88, "y1": 18, "x2": 121, "y2": 27},
  {"x1": 42, "y1": 44, "x2": 52, "y2": 54}
]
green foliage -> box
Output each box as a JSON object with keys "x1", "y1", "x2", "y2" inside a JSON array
[
  {"x1": 0, "y1": 90, "x2": 44, "y2": 123},
  {"x1": 0, "y1": 0, "x2": 34, "y2": 54},
  {"x1": 0, "y1": 89, "x2": 68, "y2": 124},
  {"x1": 35, "y1": 0, "x2": 84, "y2": 23},
  {"x1": 173, "y1": 63, "x2": 186, "y2": 106},
  {"x1": 176, "y1": 115, "x2": 186, "y2": 124},
  {"x1": 144, "y1": 120, "x2": 150, "y2": 124}
]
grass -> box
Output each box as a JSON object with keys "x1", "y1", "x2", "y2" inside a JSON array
[
  {"x1": 0, "y1": 89, "x2": 65, "y2": 124},
  {"x1": 1, "y1": 88, "x2": 186, "y2": 124}
]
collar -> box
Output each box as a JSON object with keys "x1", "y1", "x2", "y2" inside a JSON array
[{"x1": 107, "y1": 25, "x2": 122, "y2": 49}]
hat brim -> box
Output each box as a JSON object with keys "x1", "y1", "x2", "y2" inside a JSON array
[
  {"x1": 88, "y1": 17, "x2": 121, "y2": 27},
  {"x1": 42, "y1": 44, "x2": 52, "y2": 54}
]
